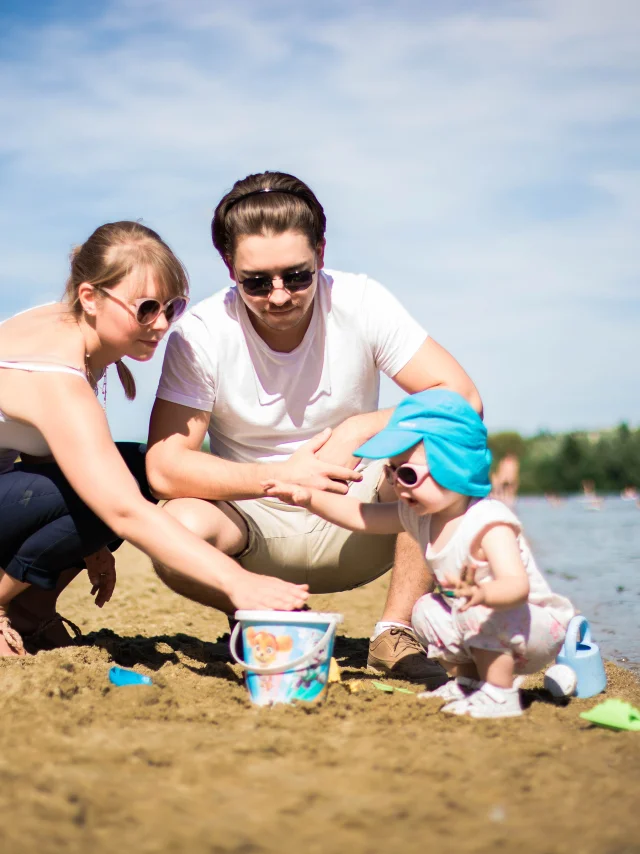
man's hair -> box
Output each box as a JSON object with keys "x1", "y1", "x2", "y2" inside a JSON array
[{"x1": 211, "y1": 171, "x2": 326, "y2": 262}]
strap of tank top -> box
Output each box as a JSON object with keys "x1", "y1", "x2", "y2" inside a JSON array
[{"x1": 0, "y1": 360, "x2": 87, "y2": 380}]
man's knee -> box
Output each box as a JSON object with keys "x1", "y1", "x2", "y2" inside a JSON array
[
  {"x1": 162, "y1": 497, "x2": 247, "y2": 556},
  {"x1": 163, "y1": 497, "x2": 210, "y2": 534}
]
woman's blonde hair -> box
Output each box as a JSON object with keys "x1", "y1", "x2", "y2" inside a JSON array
[{"x1": 64, "y1": 221, "x2": 189, "y2": 400}]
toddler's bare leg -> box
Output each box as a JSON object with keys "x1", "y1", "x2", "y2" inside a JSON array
[
  {"x1": 451, "y1": 661, "x2": 480, "y2": 680},
  {"x1": 470, "y1": 648, "x2": 515, "y2": 689}
]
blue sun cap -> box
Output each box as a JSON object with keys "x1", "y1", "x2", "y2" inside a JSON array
[{"x1": 355, "y1": 389, "x2": 492, "y2": 497}]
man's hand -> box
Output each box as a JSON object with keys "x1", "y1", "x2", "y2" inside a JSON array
[
  {"x1": 312, "y1": 418, "x2": 364, "y2": 470},
  {"x1": 281, "y1": 429, "x2": 363, "y2": 494},
  {"x1": 85, "y1": 547, "x2": 116, "y2": 608},
  {"x1": 313, "y1": 412, "x2": 393, "y2": 470}
]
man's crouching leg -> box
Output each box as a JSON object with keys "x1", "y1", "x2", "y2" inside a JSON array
[
  {"x1": 152, "y1": 498, "x2": 249, "y2": 613},
  {"x1": 367, "y1": 481, "x2": 448, "y2": 688}
]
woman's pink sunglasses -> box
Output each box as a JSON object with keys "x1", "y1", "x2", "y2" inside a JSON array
[{"x1": 94, "y1": 286, "x2": 189, "y2": 326}]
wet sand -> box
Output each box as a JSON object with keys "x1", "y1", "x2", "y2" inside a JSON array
[{"x1": 1, "y1": 543, "x2": 639, "y2": 854}]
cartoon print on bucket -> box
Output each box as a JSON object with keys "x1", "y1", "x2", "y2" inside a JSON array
[
  {"x1": 244, "y1": 627, "x2": 293, "y2": 697},
  {"x1": 230, "y1": 611, "x2": 343, "y2": 706}
]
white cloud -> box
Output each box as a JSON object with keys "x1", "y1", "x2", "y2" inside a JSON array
[{"x1": 0, "y1": 0, "x2": 638, "y2": 436}]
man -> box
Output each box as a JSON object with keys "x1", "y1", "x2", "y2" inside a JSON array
[{"x1": 146, "y1": 171, "x2": 482, "y2": 684}]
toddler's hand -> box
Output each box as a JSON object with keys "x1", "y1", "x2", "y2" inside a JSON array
[
  {"x1": 443, "y1": 565, "x2": 485, "y2": 612},
  {"x1": 261, "y1": 480, "x2": 313, "y2": 507}
]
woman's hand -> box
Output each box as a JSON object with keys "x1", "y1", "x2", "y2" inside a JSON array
[
  {"x1": 85, "y1": 547, "x2": 116, "y2": 608},
  {"x1": 226, "y1": 570, "x2": 309, "y2": 612},
  {"x1": 261, "y1": 480, "x2": 313, "y2": 507}
]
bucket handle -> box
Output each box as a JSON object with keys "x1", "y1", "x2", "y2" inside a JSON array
[
  {"x1": 229, "y1": 620, "x2": 337, "y2": 675},
  {"x1": 563, "y1": 616, "x2": 593, "y2": 659}
]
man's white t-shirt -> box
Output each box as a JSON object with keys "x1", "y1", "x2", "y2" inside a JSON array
[{"x1": 156, "y1": 269, "x2": 427, "y2": 465}]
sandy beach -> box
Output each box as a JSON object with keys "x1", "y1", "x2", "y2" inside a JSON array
[{"x1": 1, "y1": 543, "x2": 639, "y2": 854}]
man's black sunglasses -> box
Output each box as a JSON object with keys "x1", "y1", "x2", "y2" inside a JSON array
[{"x1": 237, "y1": 269, "x2": 316, "y2": 297}]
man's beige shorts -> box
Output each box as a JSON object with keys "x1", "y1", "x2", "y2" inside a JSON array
[{"x1": 227, "y1": 460, "x2": 396, "y2": 593}]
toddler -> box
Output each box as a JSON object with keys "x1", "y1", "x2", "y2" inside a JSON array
[{"x1": 263, "y1": 389, "x2": 575, "y2": 719}]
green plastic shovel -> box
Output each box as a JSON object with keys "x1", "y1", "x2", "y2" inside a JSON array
[{"x1": 580, "y1": 699, "x2": 640, "y2": 731}]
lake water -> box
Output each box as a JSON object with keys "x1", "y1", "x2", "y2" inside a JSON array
[{"x1": 517, "y1": 496, "x2": 640, "y2": 675}]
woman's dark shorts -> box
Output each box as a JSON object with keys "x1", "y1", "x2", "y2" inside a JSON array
[{"x1": 0, "y1": 442, "x2": 156, "y2": 590}]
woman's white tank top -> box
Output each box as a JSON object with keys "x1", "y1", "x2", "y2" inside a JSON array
[{"x1": 0, "y1": 360, "x2": 87, "y2": 474}]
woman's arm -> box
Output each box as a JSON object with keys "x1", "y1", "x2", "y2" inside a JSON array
[
  {"x1": 444, "y1": 524, "x2": 530, "y2": 612},
  {"x1": 262, "y1": 480, "x2": 404, "y2": 535},
  {"x1": 19, "y1": 373, "x2": 309, "y2": 611}
]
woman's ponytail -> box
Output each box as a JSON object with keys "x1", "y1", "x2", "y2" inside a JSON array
[{"x1": 115, "y1": 359, "x2": 136, "y2": 400}]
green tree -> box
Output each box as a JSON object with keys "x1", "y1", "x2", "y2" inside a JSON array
[{"x1": 489, "y1": 423, "x2": 640, "y2": 494}]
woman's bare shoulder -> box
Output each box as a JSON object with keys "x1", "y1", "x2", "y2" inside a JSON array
[{"x1": 0, "y1": 303, "x2": 84, "y2": 366}]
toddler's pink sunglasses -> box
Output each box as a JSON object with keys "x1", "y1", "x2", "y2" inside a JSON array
[{"x1": 384, "y1": 462, "x2": 430, "y2": 489}]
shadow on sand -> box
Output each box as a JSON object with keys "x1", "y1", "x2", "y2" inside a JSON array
[
  {"x1": 73, "y1": 629, "x2": 570, "y2": 707},
  {"x1": 78, "y1": 628, "x2": 242, "y2": 683}
]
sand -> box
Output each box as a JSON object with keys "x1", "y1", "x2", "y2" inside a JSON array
[{"x1": 1, "y1": 543, "x2": 639, "y2": 854}]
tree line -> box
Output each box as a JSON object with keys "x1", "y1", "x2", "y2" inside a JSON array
[{"x1": 488, "y1": 424, "x2": 640, "y2": 495}]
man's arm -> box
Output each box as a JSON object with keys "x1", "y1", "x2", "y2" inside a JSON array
[
  {"x1": 393, "y1": 337, "x2": 482, "y2": 414},
  {"x1": 145, "y1": 398, "x2": 363, "y2": 501},
  {"x1": 315, "y1": 337, "x2": 482, "y2": 468}
]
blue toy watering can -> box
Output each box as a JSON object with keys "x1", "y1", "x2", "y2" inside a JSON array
[{"x1": 556, "y1": 616, "x2": 607, "y2": 699}]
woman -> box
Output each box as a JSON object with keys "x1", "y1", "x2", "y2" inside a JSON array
[{"x1": 0, "y1": 221, "x2": 309, "y2": 656}]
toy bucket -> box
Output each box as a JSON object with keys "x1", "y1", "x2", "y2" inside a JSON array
[
  {"x1": 230, "y1": 610, "x2": 343, "y2": 706},
  {"x1": 556, "y1": 616, "x2": 607, "y2": 699}
]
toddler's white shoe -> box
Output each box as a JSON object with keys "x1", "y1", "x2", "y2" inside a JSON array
[
  {"x1": 417, "y1": 676, "x2": 481, "y2": 703},
  {"x1": 442, "y1": 681, "x2": 523, "y2": 719}
]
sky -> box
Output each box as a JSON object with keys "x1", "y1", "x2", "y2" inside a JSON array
[{"x1": 0, "y1": 0, "x2": 638, "y2": 440}]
